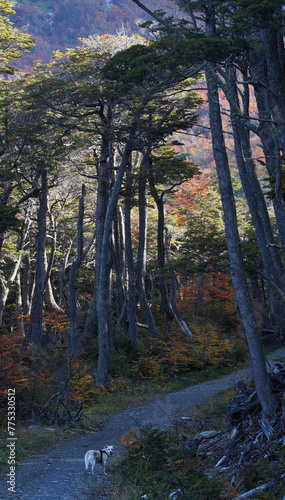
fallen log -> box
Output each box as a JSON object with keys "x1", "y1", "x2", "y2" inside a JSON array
[
  {"x1": 233, "y1": 479, "x2": 275, "y2": 499},
  {"x1": 233, "y1": 473, "x2": 285, "y2": 499}
]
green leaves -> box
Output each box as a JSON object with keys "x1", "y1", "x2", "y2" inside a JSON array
[
  {"x1": 150, "y1": 145, "x2": 200, "y2": 192},
  {"x1": 0, "y1": 204, "x2": 20, "y2": 233},
  {"x1": 101, "y1": 43, "x2": 160, "y2": 91}
]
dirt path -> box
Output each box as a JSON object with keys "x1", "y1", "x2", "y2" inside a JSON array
[{"x1": 1, "y1": 348, "x2": 285, "y2": 500}]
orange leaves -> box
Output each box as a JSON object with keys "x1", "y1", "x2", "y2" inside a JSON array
[
  {"x1": 206, "y1": 272, "x2": 236, "y2": 314},
  {"x1": 42, "y1": 310, "x2": 69, "y2": 332},
  {"x1": 118, "y1": 427, "x2": 142, "y2": 451},
  {"x1": 0, "y1": 329, "x2": 32, "y2": 422},
  {"x1": 166, "y1": 176, "x2": 212, "y2": 229},
  {"x1": 176, "y1": 272, "x2": 237, "y2": 321},
  {"x1": 69, "y1": 363, "x2": 97, "y2": 402}
]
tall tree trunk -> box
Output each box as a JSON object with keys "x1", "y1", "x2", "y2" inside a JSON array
[
  {"x1": 43, "y1": 204, "x2": 61, "y2": 313},
  {"x1": 125, "y1": 203, "x2": 138, "y2": 344},
  {"x1": 96, "y1": 129, "x2": 137, "y2": 385},
  {"x1": 0, "y1": 185, "x2": 15, "y2": 255},
  {"x1": 249, "y1": 46, "x2": 285, "y2": 250},
  {"x1": 27, "y1": 163, "x2": 48, "y2": 352},
  {"x1": 0, "y1": 213, "x2": 31, "y2": 324},
  {"x1": 16, "y1": 269, "x2": 24, "y2": 334},
  {"x1": 57, "y1": 238, "x2": 73, "y2": 309},
  {"x1": 112, "y1": 206, "x2": 127, "y2": 330},
  {"x1": 124, "y1": 158, "x2": 138, "y2": 344},
  {"x1": 260, "y1": 26, "x2": 285, "y2": 154},
  {"x1": 22, "y1": 251, "x2": 32, "y2": 316},
  {"x1": 205, "y1": 63, "x2": 277, "y2": 417},
  {"x1": 150, "y1": 187, "x2": 174, "y2": 329},
  {"x1": 69, "y1": 184, "x2": 86, "y2": 353},
  {"x1": 136, "y1": 148, "x2": 156, "y2": 338},
  {"x1": 83, "y1": 130, "x2": 111, "y2": 344},
  {"x1": 165, "y1": 227, "x2": 193, "y2": 337},
  {"x1": 0, "y1": 251, "x2": 23, "y2": 325},
  {"x1": 44, "y1": 250, "x2": 62, "y2": 312},
  {"x1": 225, "y1": 67, "x2": 285, "y2": 332}
]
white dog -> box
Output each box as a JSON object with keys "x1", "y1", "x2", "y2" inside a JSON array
[{"x1": 84, "y1": 445, "x2": 116, "y2": 475}]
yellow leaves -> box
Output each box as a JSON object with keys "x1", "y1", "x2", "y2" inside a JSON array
[
  {"x1": 0, "y1": 0, "x2": 16, "y2": 16},
  {"x1": 70, "y1": 370, "x2": 96, "y2": 402},
  {"x1": 194, "y1": 324, "x2": 231, "y2": 368},
  {"x1": 0, "y1": 0, "x2": 35, "y2": 73},
  {"x1": 79, "y1": 32, "x2": 148, "y2": 58},
  {"x1": 132, "y1": 354, "x2": 167, "y2": 382},
  {"x1": 52, "y1": 50, "x2": 65, "y2": 59},
  {"x1": 131, "y1": 323, "x2": 236, "y2": 382}
]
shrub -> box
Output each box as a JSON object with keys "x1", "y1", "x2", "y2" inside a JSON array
[
  {"x1": 130, "y1": 326, "x2": 233, "y2": 382},
  {"x1": 115, "y1": 425, "x2": 233, "y2": 499}
]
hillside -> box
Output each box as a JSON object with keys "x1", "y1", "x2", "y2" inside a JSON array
[{"x1": 12, "y1": 0, "x2": 179, "y2": 67}]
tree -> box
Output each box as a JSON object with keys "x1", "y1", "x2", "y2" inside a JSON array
[
  {"x1": 148, "y1": 146, "x2": 199, "y2": 331},
  {"x1": 0, "y1": 1, "x2": 34, "y2": 252},
  {"x1": 0, "y1": 0, "x2": 34, "y2": 74},
  {"x1": 94, "y1": 40, "x2": 204, "y2": 384},
  {"x1": 132, "y1": 0, "x2": 281, "y2": 417}
]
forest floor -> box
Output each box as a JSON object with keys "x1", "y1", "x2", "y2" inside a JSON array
[{"x1": 0, "y1": 347, "x2": 285, "y2": 500}]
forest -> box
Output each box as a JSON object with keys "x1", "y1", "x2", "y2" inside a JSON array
[{"x1": 1, "y1": 0, "x2": 285, "y2": 491}]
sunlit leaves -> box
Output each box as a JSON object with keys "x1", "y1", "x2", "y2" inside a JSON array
[{"x1": 0, "y1": 0, "x2": 35, "y2": 73}]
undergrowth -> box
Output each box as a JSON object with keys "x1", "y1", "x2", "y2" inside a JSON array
[
  {"x1": 0, "y1": 313, "x2": 277, "y2": 474},
  {"x1": 112, "y1": 425, "x2": 235, "y2": 500},
  {"x1": 110, "y1": 386, "x2": 285, "y2": 499},
  {"x1": 0, "y1": 319, "x2": 249, "y2": 428}
]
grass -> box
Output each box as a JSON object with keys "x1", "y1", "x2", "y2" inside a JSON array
[
  {"x1": 86, "y1": 340, "x2": 284, "y2": 419},
  {"x1": 84, "y1": 356, "x2": 251, "y2": 420},
  {"x1": 178, "y1": 386, "x2": 238, "y2": 434}
]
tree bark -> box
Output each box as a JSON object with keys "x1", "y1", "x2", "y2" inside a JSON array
[
  {"x1": 0, "y1": 212, "x2": 31, "y2": 324},
  {"x1": 249, "y1": 47, "x2": 285, "y2": 250},
  {"x1": 96, "y1": 128, "x2": 137, "y2": 385},
  {"x1": 27, "y1": 163, "x2": 48, "y2": 352},
  {"x1": 149, "y1": 184, "x2": 174, "y2": 329},
  {"x1": 83, "y1": 125, "x2": 111, "y2": 344},
  {"x1": 112, "y1": 206, "x2": 127, "y2": 330},
  {"x1": 44, "y1": 250, "x2": 62, "y2": 312},
  {"x1": 165, "y1": 227, "x2": 193, "y2": 337},
  {"x1": 0, "y1": 250, "x2": 23, "y2": 325},
  {"x1": 69, "y1": 184, "x2": 86, "y2": 353},
  {"x1": 205, "y1": 63, "x2": 277, "y2": 417},
  {"x1": 136, "y1": 148, "x2": 156, "y2": 338},
  {"x1": 124, "y1": 159, "x2": 138, "y2": 344},
  {"x1": 224, "y1": 66, "x2": 285, "y2": 335}
]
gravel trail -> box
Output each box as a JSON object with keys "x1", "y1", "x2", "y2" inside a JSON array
[{"x1": 1, "y1": 348, "x2": 284, "y2": 500}]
